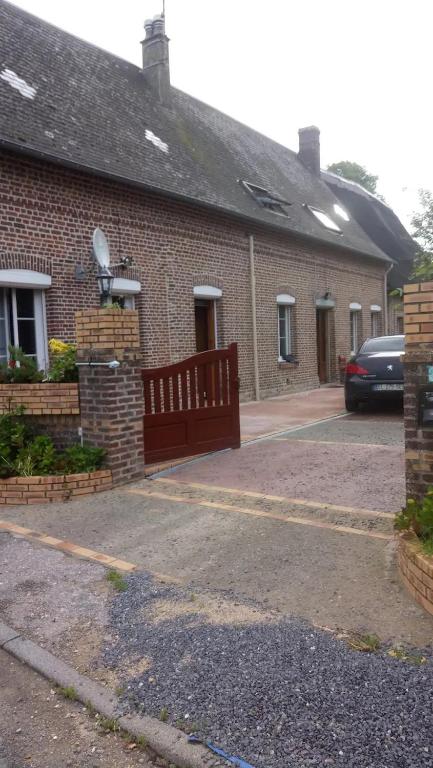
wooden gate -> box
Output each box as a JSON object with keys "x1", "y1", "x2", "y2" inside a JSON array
[{"x1": 142, "y1": 343, "x2": 241, "y2": 465}]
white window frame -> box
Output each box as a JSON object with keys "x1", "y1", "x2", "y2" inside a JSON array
[
  {"x1": 370, "y1": 306, "x2": 381, "y2": 338},
  {"x1": 277, "y1": 295, "x2": 295, "y2": 361},
  {"x1": 350, "y1": 309, "x2": 361, "y2": 354},
  {"x1": 0, "y1": 286, "x2": 48, "y2": 371},
  {"x1": 111, "y1": 277, "x2": 141, "y2": 310}
]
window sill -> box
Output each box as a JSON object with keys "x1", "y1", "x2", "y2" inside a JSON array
[{"x1": 278, "y1": 361, "x2": 299, "y2": 369}]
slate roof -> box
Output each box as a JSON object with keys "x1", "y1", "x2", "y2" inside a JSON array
[
  {"x1": 322, "y1": 171, "x2": 417, "y2": 288},
  {"x1": 0, "y1": 0, "x2": 390, "y2": 264}
]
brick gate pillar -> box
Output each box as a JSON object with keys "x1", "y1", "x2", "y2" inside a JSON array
[
  {"x1": 75, "y1": 308, "x2": 144, "y2": 485},
  {"x1": 403, "y1": 281, "x2": 433, "y2": 501}
]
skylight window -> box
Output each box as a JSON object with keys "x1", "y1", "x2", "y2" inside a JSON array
[
  {"x1": 305, "y1": 205, "x2": 342, "y2": 233},
  {"x1": 333, "y1": 203, "x2": 350, "y2": 222},
  {"x1": 241, "y1": 181, "x2": 291, "y2": 217}
]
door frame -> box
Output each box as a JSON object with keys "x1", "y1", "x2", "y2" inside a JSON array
[{"x1": 316, "y1": 308, "x2": 329, "y2": 384}]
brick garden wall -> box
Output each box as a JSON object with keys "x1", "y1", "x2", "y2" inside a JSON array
[
  {"x1": 0, "y1": 469, "x2": 112, "y2": 505},
  {"x1": 76, "y1": 309, "x2": 144, "y2": 485},
  {"x1": 0, "y1": 382, "x2": 80, "y2": 449},
  {"x1": 0, "y1": 383, "x2": 79, "y2": 415},
  {"x1": 398, "y1": 533, "x2": 433, "y2": 617},
  {"x1": 0, "y1": 150, "x2": 385, "y2": 399}
]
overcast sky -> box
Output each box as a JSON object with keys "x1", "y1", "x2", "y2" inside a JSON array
[{"x1": 11, "y1": 0, "x2": 433, "y2": 229}]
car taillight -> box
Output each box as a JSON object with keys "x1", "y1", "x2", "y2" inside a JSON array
[{"x1": 346, "y1": 362, "x2": 369, "y2": 375}]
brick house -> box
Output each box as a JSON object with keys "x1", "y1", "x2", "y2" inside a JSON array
[
  {"x1": 0, "y1": 2, "x2": 394, "y2": 400},
  {"x1": 323, "y1": 170, "x2": 417, "y2": 337}
]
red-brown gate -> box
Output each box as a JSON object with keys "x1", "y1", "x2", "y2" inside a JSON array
[{"x1": 142, "y1": 344, "x2": 241, "y2": 465}]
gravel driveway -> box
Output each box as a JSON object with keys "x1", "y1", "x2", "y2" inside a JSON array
[{"x1": 103, "y1": 572, "x2": 433, "y2": 768}]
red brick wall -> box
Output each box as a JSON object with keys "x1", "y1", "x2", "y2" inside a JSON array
[
  {"x1": 403, "y1": 282, "x2": 433, "y2": 500},
  {"x1": 0, "y1": 150, "x2": 385, "y2": 400}
]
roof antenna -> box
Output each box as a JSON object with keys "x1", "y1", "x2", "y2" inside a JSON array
[{"x1": 162, "y1": 0, "x2": 165, "y2": 18}]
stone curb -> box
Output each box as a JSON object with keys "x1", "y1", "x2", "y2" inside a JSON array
[{"x1": 0, "y1": 619, "x2": 226, "y2": 768}]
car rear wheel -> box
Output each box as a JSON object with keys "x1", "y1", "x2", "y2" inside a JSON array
[{"x1": 345, "y1": 396, "x2": 359, "y2": 412}]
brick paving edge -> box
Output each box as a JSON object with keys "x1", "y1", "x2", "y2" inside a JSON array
[{"x1": 0, "y1": 619, "x2": 227, "y2": 768}]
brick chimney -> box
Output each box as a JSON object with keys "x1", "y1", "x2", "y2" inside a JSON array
[
  {"x1": 298, "y1": 126, "x2": 320, "y2": 176},
  {"x1": 141, "y1": 15, "x2": 171, "y2": 105}
]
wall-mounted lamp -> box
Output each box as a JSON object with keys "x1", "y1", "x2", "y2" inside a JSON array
[{"x1": 97, "y1": 267, "x2": 114, "y2": 305}]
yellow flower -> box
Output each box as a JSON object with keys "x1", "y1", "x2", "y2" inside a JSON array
[{"x1": 49, "y1": 338, "x2": 75, "y2": 355}]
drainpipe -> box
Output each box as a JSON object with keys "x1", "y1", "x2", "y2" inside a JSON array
[
  {"x1": 249, "y1": 234, "x2": 260, "y2": 400},
  {"x1": 384, "y1": 263, "x2": 394, "y2": 335}
]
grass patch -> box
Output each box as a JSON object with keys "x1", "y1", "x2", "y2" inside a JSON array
[
  {"x1": 388, "y1": 648, "x2": 427, "y2": 665},
  {"x1": 97, "y1": 716, "x2": 120, "y2": 733},
  {"x1": 347, "y1": 632, "x2": 380, "y2": 653},
  {"x1": 56, "y1": 685, "x2": 77, "y2": 701},
  {"x1": 159, "y1": 707, "x2": 169, "y2": 722},
  {"x1": 106, "y1": 569, "x2": 128, "y2": 592}
]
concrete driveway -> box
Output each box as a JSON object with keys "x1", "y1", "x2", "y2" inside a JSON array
[
  {"x1": 2, "y1": 402, "x2": 432, "y2": 645},
  {"x1": 240, "y1": 386, "x2": 345, "y2": 440}
]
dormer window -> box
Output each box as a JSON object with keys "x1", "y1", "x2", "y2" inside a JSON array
[
  {"x1": 305, "y1": 205, "x2": 342, "y2": 233},
  {"x1": 241, "y1": 181, "x2": 291, "y2": 217}
]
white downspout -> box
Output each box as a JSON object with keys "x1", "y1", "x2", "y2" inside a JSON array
[
  {"x1": 249, "y1": 234, "x2": 260, "y2": 401},
  {"x1": 384, "y1": 263, "x2": 394, "y2": 335}
]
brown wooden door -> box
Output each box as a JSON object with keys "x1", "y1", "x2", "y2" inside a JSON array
[
  {"x1": 195, "y1": 299, "x2": 216, "y2": 352},
  {"x1": 316, "y1": 309, "x2": 328, "y2": 383}
]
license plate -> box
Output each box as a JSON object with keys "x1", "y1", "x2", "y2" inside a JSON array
[{"x1": 372, "y1": 384, "x2": 404, "y2": 391}]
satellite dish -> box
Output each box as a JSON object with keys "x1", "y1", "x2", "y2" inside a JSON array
[{"x1": 92, "y1": 228, "x2": 110, "y2": 269}]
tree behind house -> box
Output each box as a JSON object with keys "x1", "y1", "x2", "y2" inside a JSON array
[
  {"x1": 411, "y1": 189, "x2": 433, "y2": 280},
  {"x1": 327, "y1": 160, "x2": 378, "y2": 195}
]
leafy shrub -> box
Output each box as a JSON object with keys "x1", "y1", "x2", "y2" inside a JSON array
[
  {"x1": 0, "y1": 407, "x2": 28, "y2": 477},
  {"x1": 0, "y1": 408, "x2": 105, "y2": 477},
  {"x1": 395, "y1": 489, "x2": 433, "y2": 543},
  {"x1": 16, "y1": 435, "x2": 57, "y2": 476},
  {"x1": 0, "y1": 346, "x2": 44, "y2": 384},
  {"x1": 59, "y1": 444, "x2": 106, "y2": 474},
  {"x1": 48, "y1": 339, "x2": 78, "y2": 383}
]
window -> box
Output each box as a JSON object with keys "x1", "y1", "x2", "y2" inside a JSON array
[
  {"x1": 396, "y1": 316, "x2": 404, "y2": 335},
  {"x1": 305, "y1": 205, "x2": 342, "y2": 233},
  {"x1": 110, "y1": 278, "x2": 140, "y2": 310},
  {"x1": 111, "y1": 295, "x2": 135, "y2": 309},
  {"x1": 371, "y1": 312, "x2": 380, "y2": 337},
  {"x1": 333, "y1": 203, "x2": 350, "y2": 222},
  {"x1": 350, "y1": 310, "x2": 360, "y2": 354},
  {"x1": 0, "y1": 287, "x2": 47, "y2": 369},
  {"x1": 241, "y1": 181, "x2": 291, "y2": 217},
  {"x1": 277, "y1": 295, "x2": 295, "y2": 360}
]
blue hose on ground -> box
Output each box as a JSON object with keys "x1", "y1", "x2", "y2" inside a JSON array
[{"x1": 188, "y1": 734, "x2": 257, "y2": 768}]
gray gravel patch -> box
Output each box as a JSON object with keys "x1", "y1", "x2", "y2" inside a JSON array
[
  {"x1": 103, "y1": 572, "x2": 433, "y2": 768},
  {"x1": 279, "y1": 417, "x2": 403, "y2": 446}
]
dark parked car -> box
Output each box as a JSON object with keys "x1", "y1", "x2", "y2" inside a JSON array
[{"x1": 344, "y1": 335, "x2": 404, "y2": 411}]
